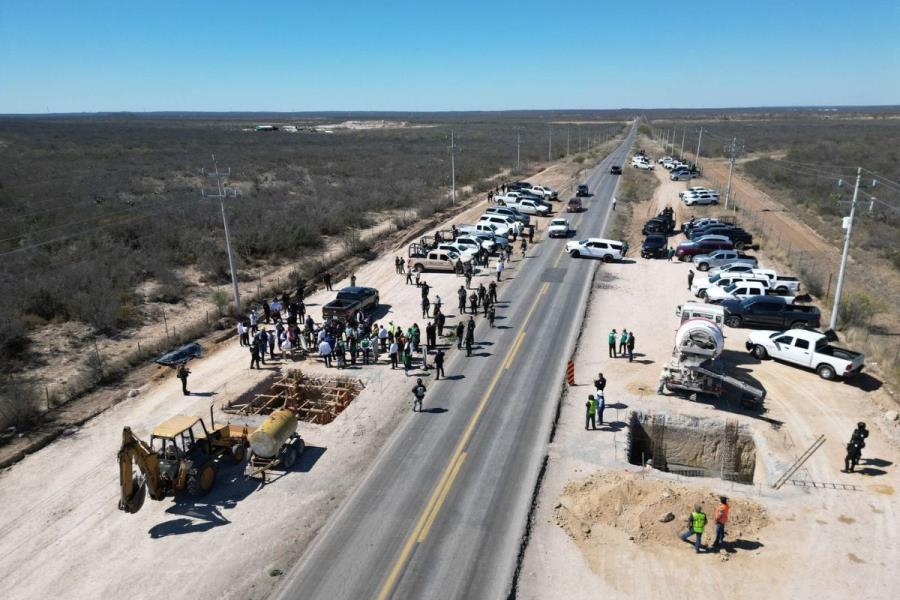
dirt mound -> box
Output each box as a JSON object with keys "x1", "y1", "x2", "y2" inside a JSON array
[{"x1": 555, "y1": 470, "x2": 768, "y2": 551}]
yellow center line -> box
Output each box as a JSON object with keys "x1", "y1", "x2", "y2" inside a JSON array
[
  {"x1": 375, "y1": 271, "x2": 553, "y2": 600},
  {"x1": 417, "y1": 452, "x2": 467, "y2": 543},
  {"x1": 502, "y1": 331, "x2": 526, "y2": 370}
]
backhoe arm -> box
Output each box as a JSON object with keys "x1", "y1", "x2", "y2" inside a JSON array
[{"x1": 118, "y1": 426, "x2": 163, "y2": 513}]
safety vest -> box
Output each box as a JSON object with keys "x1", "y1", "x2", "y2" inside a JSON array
[
  {"x1": 586, "y1": 398, "x2": 598, "y2": 416},
  {"x1": 691, "y1": 511, "x2": 707, "y2": 533},
  {"x1": 608, "y1": 332, "x2": 615, "y2": 344},
  {"x1": 715, "y1": 504, "x2": 729, "y2": 525}
]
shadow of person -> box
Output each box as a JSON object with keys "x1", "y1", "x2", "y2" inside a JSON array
[
  {"x1": 863, "y1": 458, "x2": 893, "y2": 467},
  {"x1": 855, "y1": 467, "x2": 887, "y2": 477},
  {"x1": 420, "y1": 407, "x2": 448, "y2": 414},
  {"x1": 722, "y1": 539, "x2": 764, "y2": 553}
]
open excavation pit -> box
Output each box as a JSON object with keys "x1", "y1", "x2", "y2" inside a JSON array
[
  {"x1": 626, "y1": 411, "x2": 757, "y2": 484},
  {"x1": 225, "y1": 370, "x2": 364, "y2": 425}
]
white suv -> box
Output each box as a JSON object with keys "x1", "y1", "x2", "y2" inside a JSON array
[{"x1": 566, "y1": 238, "x2": 624, "y2": 262}]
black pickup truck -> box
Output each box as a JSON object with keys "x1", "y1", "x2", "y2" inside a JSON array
[
  {"x1": 322, "y1": 286, "x2": 379, "y2": 322},
  {"x1": 720, "y1": 296, "x2": 821, "y2": 329}
]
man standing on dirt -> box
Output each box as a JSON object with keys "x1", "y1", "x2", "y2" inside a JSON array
[
  {"x1": 627, "y1": 331, "x2": 635, "y2": 363},
  {"x1": 379, "y1": 324, "x2": 389, "y2": 352},
  {"x1": 618, "y1": 329, "x2": 628, "y2": 356},
  {"x1": 489, "y1": 281, "x2": 498, "y2": 304},
  {"x1": 318, "y1": 337, "x2": 333, "y2": 368},
  {"x1": 679, "y1": 504, "x2": 707, "y2": 554},
  {"x1": 487, "y1": 304, "x2": 496, "y2": 327},
  {"x1": 585, "y1": 395, "x2": 598, "y2": 430},
  {"x1": 422, "y1": 296, "x2": 431, "y2": 319},
  {"x1": 426, "y1": 321, "x2": 437, "y2": 348},
  {"x1": 436, "y1": 311, "x2": 446, "y2": 337},
  {"x1": 455, "y1": 321, "x2": 465, "y2": 350},
  {"x1": 712, "y1": 497, "x2": 730, "y2": 548},
  {"x1": 249, "y1": 340, "x2": 261, "y2": 369},
  {"x1": 496, "y1": 258, "x2": 505, "y2": 281},
  {"x1": 528, "y1": 225, "x2": 535, "y2": 243},
  {"x1": 687, "y1": 269, "x2": 695, "y2": 291},
  {"x1": 176, "y1": 363, "x2": 190, "y2": 396},
  {"x1": 323, "y1": 271, "x2": 333, "y2": 291},
  {"x1": 608, "y1": 329, "x2": 617, "y2": 358}
]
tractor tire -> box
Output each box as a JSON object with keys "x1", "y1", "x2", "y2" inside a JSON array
[
  {"x1": 282, "y1": 446, "x2": 298, "y2": 469},
  {"x1": 725, "y1": 316, "x2": 742, "y2": 328},
  {"x1": 752, "y1": 345, "x2": 769, "y2": 360},
  {"x1": 817, "y1": 364, "x2": 836, "y2": 380},
  {"x1": 187, "y1": 464, "x2": 217, "y2": 497}
]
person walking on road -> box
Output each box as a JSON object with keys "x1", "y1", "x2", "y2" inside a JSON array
[
  {"x1": 411, "y1": 378, "x2": 426, "y2": 412},
  {"x1": 520, "y1": 238, "x2": 528, "y2": 257},
  {"x1": 406, "y1": 268, "x2": 413, "y2": 285},
  {"x1": 458, "y1": 285, "x2": 467, "y2": 313},
  {"x1": 389, "y1": 340, "x2": 399, "y2": 369},
  {"x1": 465, "y1": 334, "x2": 473, "y2": 357},
  {"x1": 597, "y1": 392, "x2": 606, "y2": 425},
  {"x1": 679, "y1": 504, "x2": 707, "y2": 554},
  {"x1": 434, "y1": 349, "x2": 446, "y2": 379},
  {"x1": 488, "y1": 305, "x2": 496, "y2": 327},
  {"x1": 436, "y1": 311, "x2": 446, "y2": 337},
  {"x1": 608, "y1": 329, "x2": 617, "y2": 358},
  {"x1": 455, "y1": 321, "x2": 465, "y2": 350},
  {"x1": 612, "y1": 196, "x2": 617, "y2": 211},
  {"x1": 844, "y1": 440, "x2": 862, "y2": 472},
  {"x1": 687, "y1": 269, "x2": 695, "y2": 291},
  {"x1": 465, "y1": 270, "x2": 473, "y2": 289},
  {"x1": 585, "y1": 395, "x2": 598, "y2": 430},
  {"x1": 402, "y1": 345, "x2": 412, "y2": 376},
  {"x1": 249, "y1": 340, "x2": 261, "y2": 369},
  {"x1": 323, "y1": 271, "x2": 333, "y2": 291},
  {"x1": 627, "y1": 331, "x2": 635, "y2": 362},
  {"x1": 319, "y1": 338, "x2": 333, "y2": 368},
  {"x1": 489, "y1": 281, "x2": 498, "y2": 304},
  {"x1": 177, "y1": 363, "x2": 191, "y2": 396},
  {"x1": 712, "y1": 497, "x2": 729, "y2": 548},
  {"x1": 469, "y1": 293, "x2": 478, "y2": 315},
  {"x1": 422, "y1": 296, "x2": 431, "y2": 318},
  {"x1": 618, "y1": 329, "x2": 628, "y2": 356},
  {"x1": 496, "y1": 258, "x2": 505, "y2": 281}
]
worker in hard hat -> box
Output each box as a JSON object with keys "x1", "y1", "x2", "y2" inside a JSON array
[{"x1": 679, "y1": 504, "x2": 707, "y2": 553}]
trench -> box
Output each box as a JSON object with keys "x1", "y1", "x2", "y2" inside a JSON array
[{"x1": 626, "y1": 410, "x2": 757, "y2": 484}]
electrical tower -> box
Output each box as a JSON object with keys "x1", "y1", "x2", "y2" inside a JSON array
[{"x1": 201, "y1": 155, "x2": 242, "y2": 315}]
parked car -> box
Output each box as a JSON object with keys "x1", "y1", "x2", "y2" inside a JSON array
[
  {"x1": 455, "y1": 234, "x2": 495, "y2": 254},
  {"x1": 566, "y1": 238, "x2": 625, "y2": 261},
  {"x1": 748, "y1": 269, "x2": 802, "y2": 294},
  {"x1": 642, "y1": 219, "x2": 671, "y2": 235},
  {"x1": 698, "y1": 275, "x2": 772, "y2": 299},
  {"x1": 675, "y1": 238, "x2": 734, "y2": 260},
  {"x1": 670, "y1": 171, "x2": 693, "y2": 181},
  {"x1": 576, "y1": 184, "x2": 590, "y2": 197},
  {"x1": 679, "y1": 186, "x2": 714, "y2": 198},
  {"x1": 658, "y1": 156, "x2": 672, "y2": 164},
  {"x1": 610, "y1": 165, "x2": 622, "y2": 175},
  {"x1": 436, "y1": 242, "x2": 477, "y2": 261},
  {"x1": 708, "y1": 261, "x2": 759, "y2": 278},
  {"x1": 548, "y1": 218, "x2": 572, "y2": 238},
  {"x1": 682, "y1": 192, "x2": 719, "y2": 206},
  {"x1": 721, "y1": 297, "x2": 821, "y2": 329},
  {"x1": 692, "y1": 250, "x2": 758, "y2": 272},
  {"x1": 633, "y1": 161, "x2": 654, "y2": 170},
  {"x1": 408, "y1": 246, "x2": 468, "y2": 273},
  {"x1": 485, "y1": 205, "x2": 530, "y2": 225},
  {"x1": 683, "y1": 216, "x2": 736, "y2": 234},
  {"x1": 457, "y1": 222, "x2": 509, "y2": 241},
  {"x1": 477, "y1": 215, "x2": 515, "y2": 236},
  {"x1": 508, "y1": 198, "x2": 550, "y2": 216},
  {"x1": 641, "y1": 234, "x2": 668, "y2": 258},
  {"x1": 745, "y1": 329, "x2": 865, "y2": 380},
  {"x1": 322, "y1": 286, "x2": 379, "y2": 321},
  {"x1": 566, "y1": 197, "x2": 583, "y2": 212},
  {"x1": 705, "y1": 281, "x2": 795, "y2": 304},
  {"x1": 529, "y1": 184, "x2": 558, "y2": 200}
]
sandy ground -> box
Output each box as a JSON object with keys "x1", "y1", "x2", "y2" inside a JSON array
[
  {"x1": 517, "y1": 146, "x2": 900, "y2": 600},
  {"x1": 0, "y1": 143, "x2": 617, "y2": 600}
]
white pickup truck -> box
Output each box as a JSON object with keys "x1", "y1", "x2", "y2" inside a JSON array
[
  {"x1": 507, "y1": 198, "x2": 550, "y2": 216},
  {"x1": 750, "y1": 269, "x2": 802, "y2": 294},
  {"x1": 705, "y1": 280, "x2": 795, "y2": 304},
  {"x1": 692, "y1": 274, "x2": 770, "y2": 299},
  {"x1": 746, "y1": 329, "x2": 865, "y2": 380}
]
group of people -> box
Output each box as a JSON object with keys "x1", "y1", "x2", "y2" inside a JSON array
[
  {"x1": 457, "y1": 282, "x2": 498, "y2": 326},
  {"x1": 679, "y1": 497, "x2": 730, "y2": 553},
  {"x1": 607, "y1": 328, "x2": 636, "y2": 362}
]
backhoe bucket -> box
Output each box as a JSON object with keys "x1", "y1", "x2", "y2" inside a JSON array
[{"x1": 119, "y1": 476, "x2": 147, "y2": 514}]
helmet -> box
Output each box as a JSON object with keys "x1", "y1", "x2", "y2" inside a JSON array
[
  {"x1": 857, "y1": 422, "x2": 866, "y2": 428},
  {"x1": 417, "y1": 378, "x2": 423, "y2": 384}
]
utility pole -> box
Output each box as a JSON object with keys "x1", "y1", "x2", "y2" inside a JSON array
[
  {"x1": 516, "y1": 133, "x2": 521, "y2": 171},
  {"x1": 548, "y1": 125, "x2": 552, "y2": 161},
  {"x1": 566, "y1": 128, "x2": 570, "y2": 155},
  {"x1": 448, "y1": 131, "x2": 459, "y2": 204},
  {"x1": 724, "y1": 137, "x2": 737, "y2": 209},
  {"x1": 830, "y1": 167, "x2": 862, "y2": 331},
  {"x1": 694, "y1": 127, "x2": 704, "y2": 168},
  {"x1": 680, "y1": 128, "x2": 686, "y2": 159},
  {"x1": 202, "y1": 155, "x2": 241, "y2": 315}
]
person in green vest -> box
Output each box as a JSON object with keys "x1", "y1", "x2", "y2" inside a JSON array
[
  {"x1": 679, "y1": 504, "x2": 707, "y2": 553},
  {"x1": 608, "y1": 329, "x2": 617, "y2": 358},
  {"x1": 618, "y1": 329, "x2": 628, "y2": 356},
  {"x1": 585, "y1": 395, "x2": 598, "y2": 430}
]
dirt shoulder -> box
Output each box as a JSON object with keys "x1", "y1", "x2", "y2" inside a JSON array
[{"x1": 517, "y1": 146, "x2": 900, "y2": 599}]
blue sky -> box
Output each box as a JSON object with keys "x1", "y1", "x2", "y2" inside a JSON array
[{"x1": 1, "y1": 0, "x2": 898, "y2": 113}]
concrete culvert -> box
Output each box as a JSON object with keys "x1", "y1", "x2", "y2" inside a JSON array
[{"x1": 626, "y1": 410, "x2": 757, "y2": 484}]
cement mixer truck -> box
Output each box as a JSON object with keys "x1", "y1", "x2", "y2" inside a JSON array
[
  {"x1": 664, "y1": 304, "x2": 766, "y2": 406},
  {"x1": 245, "y1": 409, "x2": 305, "y2": 482}
]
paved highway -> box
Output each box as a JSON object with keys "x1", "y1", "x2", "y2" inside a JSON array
[{"x1": 272, "y1": 124, "x2": 637, "y2": 600}]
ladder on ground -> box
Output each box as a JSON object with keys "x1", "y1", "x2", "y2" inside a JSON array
[
  {"x1": 773, "y1": 434, "x2": 826, "y2": 489},
  {"x1": 786, "y1": 479, "x2": 860, "y2": 492}
]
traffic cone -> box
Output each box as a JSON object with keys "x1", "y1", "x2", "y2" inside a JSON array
[{"x1": 566, "y1": 360, "x2": 575, "y2": 385}]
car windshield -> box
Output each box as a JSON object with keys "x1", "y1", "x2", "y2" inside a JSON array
[
  {"x1": 724, "y1": 284, "x2": 738, "y2": 293},
  {"x1": 552, "y1": 220, "x2": 566, "y2": 226},
  {"x1": 709, "y1": 273, "x2": 721, "y2": 282}
]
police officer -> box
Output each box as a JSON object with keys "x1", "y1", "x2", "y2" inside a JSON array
[
  {"x1": 176, "y1": 362, "x2": 191, "y2": 396},
  {"x1": 457, "y1": 285, "x2": 467, "y2": 313},
  {"x1": 434, "y1": 349, "x2": 446, "y2": 379}
]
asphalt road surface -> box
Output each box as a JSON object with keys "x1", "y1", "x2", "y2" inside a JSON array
[{"x1": 272, "y1": 124, "x2": 637, "y2": 600}]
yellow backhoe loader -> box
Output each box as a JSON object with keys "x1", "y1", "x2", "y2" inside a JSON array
[{"x1": 118, "y1": 413, "x2": 251, "y2": 513}]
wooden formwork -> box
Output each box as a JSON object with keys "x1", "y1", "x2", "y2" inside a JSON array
[{"x1": 225, "y1": 370, "x2": 364, "y2": 425}]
